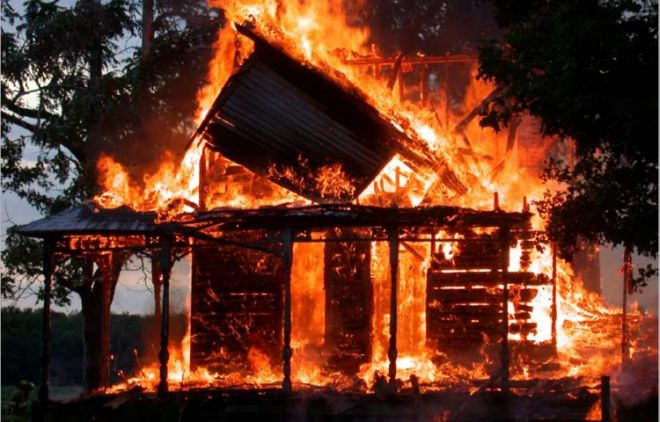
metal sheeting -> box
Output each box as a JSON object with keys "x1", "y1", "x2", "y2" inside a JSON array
[
  {"x1": 197, "y1": 30, "x2": 401, "y2": 202},
  {"x1": 16, "y1": 204, "x2": 158, "y2": 238}
]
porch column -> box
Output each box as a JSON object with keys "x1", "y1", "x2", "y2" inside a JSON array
[
  {"x1": 388, "y1": 226, "x2": 399, "y2": 387},
  {"x1": 158, "y1": 238, "x2": 172, "y2": 398},
  {"x1": 282, "y1": 227, "x2": 293, "y2": 393},
  {"x1": 500, "y1": 226, "x2": 510, "y2": 393},
  {"x1": 100, "y1": 254, "x2": 114, "y2": 388},
  {"x1": 38, "y1": 238, "x2": 55, "y2": 403}
]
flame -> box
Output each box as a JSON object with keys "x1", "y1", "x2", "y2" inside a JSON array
[{"x1": 96, "y1": 0, "x2": 656, "y2": 398}]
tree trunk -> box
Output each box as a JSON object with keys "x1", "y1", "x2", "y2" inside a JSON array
[
  {"x1": 80, "y1": 253, "x2": 123, "y2": 391},
  {"x1": 142, "y1": 0, "x2": 155, "y2": 59}
]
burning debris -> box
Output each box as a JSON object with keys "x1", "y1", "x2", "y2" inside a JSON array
[{"x1": 16, "y1": 0, "x2": 657, "y2": 420}]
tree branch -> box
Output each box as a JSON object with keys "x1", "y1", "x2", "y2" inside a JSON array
[{"x1": 1, "y1": 111, "x2": 38, "y2": 133}]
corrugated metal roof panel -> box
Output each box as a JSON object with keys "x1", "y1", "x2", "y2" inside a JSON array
[
  {"x1": 16, "y1": 204, "x2": 158, "y2": 238},
  {"x1": 196, "y1": 27, "x2": 404, "y2": 203}
]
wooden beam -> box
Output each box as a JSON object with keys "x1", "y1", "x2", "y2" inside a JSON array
[
  {"x1": 281, "y1": 228, "x2": 293, "y2": 393},
  {"x1": 601, "y1": 375, "x2": 611, "y2": 422},
  {"x1": 343, "y1": 55, "x2": 476, "y2": 66},
  {"x1": 500, "y1": 227, "x2": 510, "y2": 394},
  {"x1": 387, "y1": 53, "x2": 404, "y2": 91},
  {"x1": 100, "y1": 254, "x2": 113, "y2": 389},
  {"x1": 388, "y1": 226, "x2": 399, "y2": 388},
  {"x1": 158, "y1": 238, "x2": 172, "y2": 398}
]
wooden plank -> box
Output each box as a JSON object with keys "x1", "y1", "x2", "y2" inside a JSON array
[
  {"x1": 427, "y1": 288, "x2": 538, "y2": 304},
  {"x1": 427, "y1": 271, "x2": 550, "y2": 287}
]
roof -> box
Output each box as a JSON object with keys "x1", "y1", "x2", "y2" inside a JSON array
[
  {"x1": 170, "y1": 204, "x2": 531, "y2": 233},
  {"x1": 15, "y1": 204, "x2": 159, "y2": 238},
  {"x1": 16, "y1": 203, "x2": 530, "y2": 240},
  {"x1": 194, "y1": 25, "x2": 405, "y2": 203}
]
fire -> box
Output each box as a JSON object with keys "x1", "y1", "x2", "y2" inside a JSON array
[{"x1": 94, "y1": 0, "x2": 656, "y2": 399}]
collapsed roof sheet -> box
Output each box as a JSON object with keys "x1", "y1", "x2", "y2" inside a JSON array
[
  {"x1": 195, "y1": 25, "x2": 405, "y2": 202},
  {"x1": 16, "y1": 204, "x2": 158, "y2": 238}
]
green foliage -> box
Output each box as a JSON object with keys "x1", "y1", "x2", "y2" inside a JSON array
[
  {"x1": 1, "y1": 307, "x2": 187, "y2": 386},
  {"x1": 478, "y1": 0, "x2": 658, "y2": 275},
  {"x1": 1, "y1": 0, "x2": 222, "y2": 302}
]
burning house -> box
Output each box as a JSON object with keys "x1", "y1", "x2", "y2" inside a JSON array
[{"x1": 16, "y1": 3, "x2": 657, "y2": 421}]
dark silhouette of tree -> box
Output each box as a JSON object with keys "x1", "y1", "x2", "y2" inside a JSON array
[{"x1": 477, "y1": 0, "x2": 658, "y2": 284}]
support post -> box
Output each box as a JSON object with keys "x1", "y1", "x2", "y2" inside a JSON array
[
  {"x1": 551, "y1": 241, "x2": 558, "y2": 350},
  {"x1": 198, "y1": 146, "x2": 208, "y2": 211},
  {"x1": 158, "y1": 238, "x2": 172, "y2": 398},
  {"x1": 500, "y1": 227, "x2": 510, "y2": 394},
  {"x1": 388, "y1": 226, "x2": 399, "y2": 387},
  {"x1": 152, "y1": 255, "x2": 162, "y2": 328},
  {"x1": 282, "y1": 227, "x2": 294, "y2": 393},
  {"x1": 100, "y1": 254, "x2": 113, "y2": 389},
  {"x1": 38, "y1": 238, "x2": 55, "y2": 403},
  {"x1": 601, "y1": 375, "x2": 611, "y2": 422}
]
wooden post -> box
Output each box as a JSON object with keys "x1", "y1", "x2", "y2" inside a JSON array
[
  {"x1": 500, "y1": 227, "x2": 510, "y2": 393},
  {"x1": 388, "y1": 226, "x2": 399, "y2": 387},
  {"x1": 622, "y1": 246, "x2": 632, "y2": 370},
  {"x1": 601, "y1": 375, "x2": 611, "y2": 422},
  {"x1": 198, "y1": 146, "x2": 208, "y2": 211},
  {"x1": 551, "y1": 241, "x2": 558, "y2": 350},
  {"x1": 152, "y1": 255, "x2": 162, "y2": 328},
  {"x1": 282, "y1": 227, "x2": 293, "y2": 393},
  {"x1": 158, "y1": 238, "x2": 171, "y2": 398},
  {"x1": 100, "y1": 254, "x2": 113, "y2": 388},
  {"x1": 38, "y1": 238, "x2": 55, "y2": 403}
]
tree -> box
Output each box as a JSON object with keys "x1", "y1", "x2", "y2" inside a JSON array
[
  {"x1": 477, "y1": 0, "x2": 658, "y2": 283},
  {"x1": 1, "y1": 0, "x2": 221, "y2": 389}
]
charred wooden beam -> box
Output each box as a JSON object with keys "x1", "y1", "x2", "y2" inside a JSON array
[
  {"x1": 281, "y1": 228, "x2": 293, "y2": 393},
  {"x1": 98, "y1": 253, "x2": 114, "y2": 389},
  {"x1": 388, "y1": 226, "x2": 399, "y2": 388},
  {"x1": 342, "y1": 55, "x2": 476, "y2": 66},
  {"x1": 601, "y1": 375, "x2": 611, "y2": 422},
  {"x1": 38, "y1": 238, "x2": 55, "y2": 403},
  {"x1": 158, "y1": 238, "x2": 172, "y2": 397},
  {"x1": 500, "y1": 227, "x2": 510, "y2": 394},
  {"x1": 387, "y1": 53, "x2": 404, "y2": 91}
]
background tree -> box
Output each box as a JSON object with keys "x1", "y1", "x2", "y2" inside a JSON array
[
  {"x1": 477, "y1": 0, "x2": 658, "y2": 283},
  {"x1": 1, "y1": 0, "x2": 222, "y2": 389}
]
